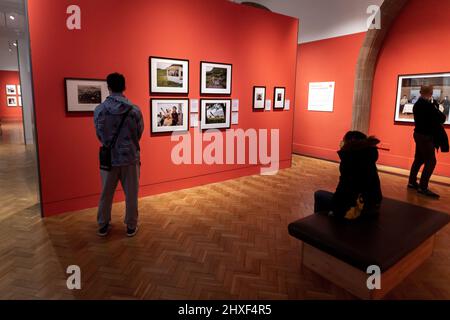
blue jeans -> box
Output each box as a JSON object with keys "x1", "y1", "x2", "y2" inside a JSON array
[{"x1": 314, "y1": 190, "x2": 334, "y2": 214}]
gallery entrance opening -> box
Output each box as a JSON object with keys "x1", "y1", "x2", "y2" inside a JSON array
[{"x1": 0, "y1": 0, "x2": 41, "y2": 220}]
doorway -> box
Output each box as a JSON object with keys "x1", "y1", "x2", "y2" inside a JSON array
[{"x1": 0, "y1": 0, "x2": 41, "y2": 220}]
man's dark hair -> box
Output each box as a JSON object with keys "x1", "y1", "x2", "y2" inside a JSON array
[
  {"x1": 343, "y1": 131, "x2": 367, "y2": 144},
  {"x1": 107, "y1": 73, "x2": 126, "y2": 93}
]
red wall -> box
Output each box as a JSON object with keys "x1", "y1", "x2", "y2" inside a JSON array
[
  {"x1": 293, "y1": 33, "x2": 366, "y2": 161},
  {"x1": 370, "y1": 0, "x2": 450, "y2": 177},
  {"x1": 0, "y1": 70, "x2": 22, "y2": 122},
  {"x1": 27, "y1": 0, "x2": 299, "y2": 216}
]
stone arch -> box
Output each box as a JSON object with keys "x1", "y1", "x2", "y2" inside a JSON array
[{"x1": 351, "y1": 0, "x2": 410, "y2": 133}]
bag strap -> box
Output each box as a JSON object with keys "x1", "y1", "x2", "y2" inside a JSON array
[{"x1": 109, "y1": 107, "x2": 132, "y2": 148}]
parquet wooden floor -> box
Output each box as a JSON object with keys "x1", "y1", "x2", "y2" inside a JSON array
[{"x1": 0, "y1": 124, "x2": 448, "y2": 299}]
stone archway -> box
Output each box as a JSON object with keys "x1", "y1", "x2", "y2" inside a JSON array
[{"x1": 351, "y1": 0, "x2": 410, "y2": 133}]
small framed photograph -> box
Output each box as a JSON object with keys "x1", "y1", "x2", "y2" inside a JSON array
[
  {"x1": 200, "y1": 61, "x2": 232, "y2": 95},
  {"x1": 395, "y1": 72, "x2": 450, "y2": 125},
  {"x1": 200, "y1": 99, "x2": 231, "y2": 130},
  {"x1": 6, "y1": 84, "x2": 16, "y2": 95},
  {"x1": 7, "y1": 96, "x2": 18, "y2": 107},
  {"x1": 150, "y1": 56, "x2": 189, "y2": 95},
  {"x1": 151, "y1": 99, "x2": 189, "y2": 133},
  {"x1": 253, "y1": 86, "x2": 266, "y2": 110},
  {"x1": 18, "y1": 96, "x2": 22, "y2": 107},
  {"x1": 273, "y1": 87, "x2": 286, "y2": 109},
  {"x1": 65, "y1": 78, "x2": 109, "y2": 113},
  {"x1": 17, "y1": 85, "x2": 21, "y2": 95}
]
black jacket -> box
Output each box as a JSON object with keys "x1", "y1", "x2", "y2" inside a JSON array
[
  {"x1": 413, "y1": 98, "x2": 446, "y2": 136},
  {"x1": 332, "y1": 137, "x2": 383, "y2": 220}
]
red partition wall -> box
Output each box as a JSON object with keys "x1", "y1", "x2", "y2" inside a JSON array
[
  {"x1": 293, "y1": 33, "x2": 365, "y2": 161},
  {"x1": 370, "y1": 0, "x2": 450, "y2": 177},
  {"x1": 0, "y1": 71, "x2": 22, "y2": 122},
  {"x1": 27, "y1": 0, "x2": 299, "y2": 216}
]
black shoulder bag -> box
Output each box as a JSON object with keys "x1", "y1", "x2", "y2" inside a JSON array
[{"x1": 99, "y1": 108, "x2": 132, "y2": 171}]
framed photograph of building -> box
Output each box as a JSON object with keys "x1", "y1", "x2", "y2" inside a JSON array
[
  {"x1": 200, "y1": 62, "x2": 232, "y2": 95},
  {"x1": 7, "y1": 96, "x2": 17, "y2": 107},
  {"x1": 253, "y1": 86, "x2": 266, "y2": 110},
  {"x1": 200, "y1": 99, "x2": 231, "y2": 130},
  {"x1": 65, "y1": 78, "x2": 109, "y2": 113},
  {"x1": 151, "y1": 99, "x2": 189, "y2": 133},
  {"x1": 6, "y1": 84, "x2": 16, "y2": 95},
  {"x1": 395, "y1": 72, "x2": 450, "y2": 125},
  {"x1": 273, "y1": 87, "x2": 286, "y2": 109},
  {"x1": 150, "y1": 56, "x2": 189, "y2": 95}
]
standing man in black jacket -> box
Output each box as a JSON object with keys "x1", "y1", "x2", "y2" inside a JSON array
[{"x1": 408, "y1": 85, "x2": 447, "y2": 198}]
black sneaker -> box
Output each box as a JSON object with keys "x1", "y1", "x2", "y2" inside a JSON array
[
  {"x1": 97, "y1": 224, "x2": 110, "y2": 237},
  {"x1": 418, "y1": 188, "x2": 440, "y2": 199},
  {"x1": 126, "y1": 225, "x2": 139, "y2": 237},
  {"x1": 407, "y1": 182, "x2": 419, "y2": 190}
]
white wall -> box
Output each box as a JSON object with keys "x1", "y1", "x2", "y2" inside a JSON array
[{"x1": 236, "y1": 0, "x2": 384, "y2": 43}]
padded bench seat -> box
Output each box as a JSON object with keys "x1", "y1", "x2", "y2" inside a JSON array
[{"x1": 288, "y1": 197, "x2": 450, "y2": 299}]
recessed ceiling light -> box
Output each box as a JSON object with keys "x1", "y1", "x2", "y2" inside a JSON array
[
  {"x1": 9, "y1": 15, "x2": 15, "y2": 20},
  {"x1": 13, "y1": 42, "x2": 17, "y2": 47}
]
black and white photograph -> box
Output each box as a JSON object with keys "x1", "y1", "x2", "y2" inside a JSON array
[
  {"x1": 150, "y1": 56, "x2": 189, "y2": 94},
  {"x1": 65, "y1": 78, "x2": 109, "y2": 112},
  {"x1": 151, "y1": 99, "x2": 189, "y2": 133},
  {"x1": 7, "y1": 96, "x2": 17, "y2": 107},
  {"x1": 77, "y1": 84, "x2": 102, "y2": 104},
  {"x1": 200, "y1": 99, "x2": 231, "y2": 129},
  {"x1": 273, "y1": 87, "x2": 286, "y2": 109},
  {"x1": 6, "y1": 84, "x2": 16, "y2": 95},
  {"x1": 253, "y1": 86, "x2": 266, "y2": 110},
  {"x1": 395, "y1": 73, "x2": 450, "y2": 124},
  {"x1": 200, "y1": 62, "x2": 232, "y2": 95}
]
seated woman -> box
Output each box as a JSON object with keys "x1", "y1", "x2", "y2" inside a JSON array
[{"x1": 314, "y1": 131, "x2": 383, "y2": 220}]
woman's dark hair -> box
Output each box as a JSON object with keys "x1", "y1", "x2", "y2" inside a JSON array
[
  {"x1": 107, "y1": 72, "x2": 126, "y2": 93},
  {"x1": 343, "y1": 131, "x2": 367, "y2": 144}
]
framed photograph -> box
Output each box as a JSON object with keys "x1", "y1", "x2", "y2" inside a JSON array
[
  {"x1": 18, "y1": 96, "x2": 22, "y2": 107},
  {"x1": 200, "y1": 99, "x2": 231, "y2": 130},
  {"x1": 273, "y1": 87, "x2": 286, "y2": 109},
  {"x1": 200, "y1": 61, "x2": 232, "y2": 95},
  {"x1": 395, "y1": 73, "x2": 450, "y2": 125},
  {"x1": 7, "y1": 96, "x2": 17, "y2": 107},
  {"x1": 65, "y1": 78, "x2": 108, "y2": 113},
  {"x1": 151, "y1": 99, "x2": 189, "y2": 133},
  {"x1": 6, "y1": 84, "x2": 16, "y2": 95},
  {"x1": 253, "y1": 86, "x2": 266, "y2": 110},
  {"x1": 150, "y1": 56, "x2": 189, "y2": 95},
  {"x1": 17, "y1": 85, "x2": 21, "y2": 95}
]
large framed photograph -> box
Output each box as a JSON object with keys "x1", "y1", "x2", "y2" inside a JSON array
[
  {"x1": 65, "y1": 78, "x2": 109, "y2": 113},
  {"x1": 200, "y1": 62, "x2": 232, "y2": 95},
  {"x1": 151, "y1": 99, "x2": 189, "y2": 133},
  {"x1": 7, "y1": 96, "x2": 17, "y2": 107},
  {"x1": 6, "y1": 84, "x2": 16, "y2": 95},
  {"x1": 253, "y1": 86, "x2": 266, "y2": 110},
  {"x1": 150, "y1": 56, "x2": 189, "y2": 95},
  {"x1": 200, "y1": 99, "x2": 231, "y2": 130},
  {"x1": 273, "y1": 87, "x2": 286, "y2": 109},
  {"x1": 395, "y1": 73, "x2": 450, "y2": 125}
]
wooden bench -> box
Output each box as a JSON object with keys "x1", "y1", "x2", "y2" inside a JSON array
[{"x1": 288, "y1": 198, "x2": 450, "y2": 299}]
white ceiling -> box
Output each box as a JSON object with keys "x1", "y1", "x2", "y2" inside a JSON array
[
  {"x1": 235, "y1": 0, "x2": 384, "y2": 43},
  {"x1": 0, "y1": 0, "x2": 25, "y2": 70}
]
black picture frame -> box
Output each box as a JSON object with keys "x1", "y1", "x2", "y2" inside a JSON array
[
  {"x1": 273, "y1": 87, "x2": 286, "y2": 110},
  {"x1": 64, "y1": 77, "x2": 108, "y2": 114},
  {"x1": 150, "y1": 98, "x2": 190, "y2": 134},
  {"x1": 394, "y1": 72, "x2": 450, "y2": 127},
  {"x1": 200, "y1": 61, "x2": 233, "y2": 96},
  {"x1": 149, "y1": 56, "x2": 190, "y2": 95},
  {"x1": 200, "y1": 99, "x2": 232, "y2": 130},
  {"x1": 253, "y1": 86, "x2": 266, "y2": 110}
]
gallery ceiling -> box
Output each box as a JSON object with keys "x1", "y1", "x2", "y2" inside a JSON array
[
  {"x1": 0, "y1": 0, "x2": 25, "y2": 70},
  {"x1": 234, "y1": 0, "x2": 385, "y2": 43}
]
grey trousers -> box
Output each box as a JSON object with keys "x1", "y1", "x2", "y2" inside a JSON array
[
  {"x1": 97, "y1": 163, "x2": 140, "y2": 229},
  {"x1": 408, "y1": 132, "x2": 437, "y2": 190}
]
